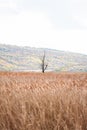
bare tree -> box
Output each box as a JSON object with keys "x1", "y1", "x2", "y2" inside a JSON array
[{"x1": 41, "y1": 51, "x2": 48, "y2": 73}]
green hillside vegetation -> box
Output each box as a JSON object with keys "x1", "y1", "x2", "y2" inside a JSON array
[{"x1": 0, "y1": 44, "x2": 87, "y2": 72}]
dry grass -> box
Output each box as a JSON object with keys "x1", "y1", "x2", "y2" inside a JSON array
[{"x1": 0, "y1": 72, "x2": 87, "y2": 130}]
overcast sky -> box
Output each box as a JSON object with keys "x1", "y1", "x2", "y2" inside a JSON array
[{"x1": 0, "y1": 0, "x2": 87, "y2": 54}]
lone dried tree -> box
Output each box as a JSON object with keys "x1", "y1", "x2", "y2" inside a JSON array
[{"x1": 41, "y1": 51, "x2": 48, "y2": 73}]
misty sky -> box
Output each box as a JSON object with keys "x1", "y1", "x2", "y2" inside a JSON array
[{"x1": 0, "y1": 0, "x2": 87, "y2": 54}]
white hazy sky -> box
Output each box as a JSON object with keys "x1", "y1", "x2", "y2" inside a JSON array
[{"x1": 0, "y1": 0, "x2": 87, "y2": 54}]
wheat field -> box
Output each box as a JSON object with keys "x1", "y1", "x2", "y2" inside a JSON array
[{"x1": 0, "y1": 72, "x2": 87, "y2": 130}]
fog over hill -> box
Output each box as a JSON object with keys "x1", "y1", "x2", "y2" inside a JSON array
[{"x1": 0, "y1": 44, "x2": 87, "y2": 72}]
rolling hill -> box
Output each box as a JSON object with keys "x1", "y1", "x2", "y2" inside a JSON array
[{"x1": 0, "y1": 44, "x2": 87, "y2": 72}]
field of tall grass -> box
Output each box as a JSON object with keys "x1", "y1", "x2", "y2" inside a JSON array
[{"x1": 0, "y1": 72, "x2": 87, "y2": 130}]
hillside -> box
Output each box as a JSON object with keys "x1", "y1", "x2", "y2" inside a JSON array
[{"x1": 0, "y1": 44, "x2": 87, "y2": 72}]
